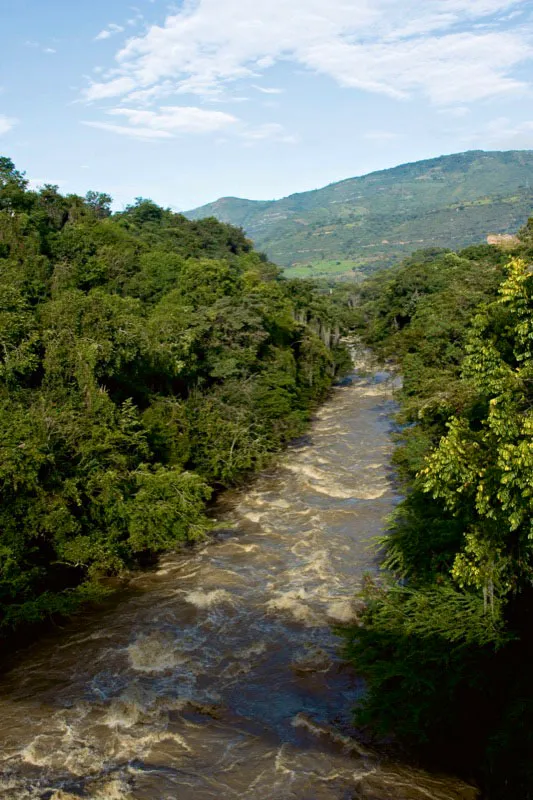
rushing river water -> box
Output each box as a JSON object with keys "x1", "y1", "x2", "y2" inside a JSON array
[{"x1": 0, "y1": 367, "x2": 477, "y2": 800}]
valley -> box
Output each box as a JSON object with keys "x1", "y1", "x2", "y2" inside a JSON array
[{"x1": 187, "y1": 150, "x2": 533, "y2": 278}]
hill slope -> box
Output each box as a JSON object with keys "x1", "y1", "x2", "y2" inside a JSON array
[{"x1": 186, "y1": 150, "x2": 533, "y2": 278}]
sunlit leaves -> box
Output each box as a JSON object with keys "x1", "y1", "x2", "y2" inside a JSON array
[{"x1": 420, "y1": 258, "x2": 533, "y2": 596}]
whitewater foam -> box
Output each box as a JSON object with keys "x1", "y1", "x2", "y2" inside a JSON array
[
  {"x1": 127, "y1": 631, "x2": 182, "y2": 673},
  {"x1": 266, "y1": 589, "x2": 319, "y2": 625},
  {"x1": 327, "y1": 598, "x2": 357, "y2": 623},
  {"x1": 184, "y1": 589, "x2": 235, "y2": 609}
]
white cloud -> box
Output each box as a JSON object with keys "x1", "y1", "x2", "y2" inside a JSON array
[
  {"x1": 111, "y1": 105, "x2": 238, "y2": 131},
  {"x1": 86, "y1": 76, "x2": 137, "y2": 100},
  {"x1": 123, "y1": 81, "x2": 178, "y2": 104},
  {"x1": 305, "y1": 31, "x2": 529, "y2": 105},
  {"x1": 0, "y1": 115, "x2": 16, "y2": 135},
  {"x1": 252, "y1": 85, "x2": 284, "y2": 94},
  {"x1": 83, "y1": 105, "x2": 238, "y2": 139},
  {"x1": 82, "y1": 120, "x2": 172, "y2": 140},
  {"x1": 95, "y1": 23, "x2": 125, "y2": 41},
  {"x1": 82, "y1": 105, "x2": 297, "y2": 143},
  {"x1": 26, "y1": 40, "x2": 58, "y2": 54},
  {"x1": 82, "y1": 0, "x2": 532, "y2": 107},
  {"x1": 127, "y1": 11, "x2": 144, "y2": 27}
]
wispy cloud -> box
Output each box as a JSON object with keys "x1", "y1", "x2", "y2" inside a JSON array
[
  {"x1": 94, "y1": 23, "x2": 125, "y2": 41},
  {"x1": 26, "y1": 40, "x2": 58, "y2": 55},
  {"x1": 86, "y1": 76, "x2": 137, "y2": 100},
  {"x1": 252, "y1": 85, "x2": 284, "y2": 95},
  {"x1": 82, "y1": 121, "x2": 172, "y2": 140},
  {"x1": 81, "y1": 106, "x2": 298, "y2": 144},
  {"x1": 126, "y1": 9, "x2": 145, "y2": 27},
  {"x1": 0, "y1": 115, "x2": 16, "y2": 135},
  {"x1": 82, "y1": 0, "x2": 532, "y2": 107},
  {"x1": 83, "y1": 105, "x2": 239, "y2": 140}
]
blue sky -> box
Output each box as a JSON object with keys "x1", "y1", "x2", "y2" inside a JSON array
[{"x1": 1, "y1": 0, "x2": 533, "y2": 210}]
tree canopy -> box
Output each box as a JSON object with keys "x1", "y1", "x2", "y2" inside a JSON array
[{"x1": 0, "y1": 158, "x2": 350, "y2": 635}]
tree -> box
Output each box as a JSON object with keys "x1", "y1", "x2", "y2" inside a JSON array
[
  {"x1": 420, "y1": 258, "x2": 533, "y2": 605},
  {"x1": 85, "y1": 191, "x2": 112, "y2": 219}
]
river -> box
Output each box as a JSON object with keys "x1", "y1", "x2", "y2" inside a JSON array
[{"x1": 0, "y1": 366, "x2": 477, "y2": 800}]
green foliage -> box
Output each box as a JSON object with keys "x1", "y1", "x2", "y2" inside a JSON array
[
  {"x1": 0, "y1": 156, "x2": 350, "y2": 635},
  {"x1": 343, "y1": 229, "x2": 533, "y2": 797},
  {"x1": 187, "y1": 150, "x2": 533, "y2": 277},
  {"x1": 411, "y1": 257, "x2": 533, "y2": 622},
  {"x1": 341, "y1": 580, "x2": 506, "y2": 768}
]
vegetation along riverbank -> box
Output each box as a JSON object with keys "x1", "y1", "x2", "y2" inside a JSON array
[
  {"x1": 343, "y1": 219, "x2": 533, "y2": 798},
  {"x1": 0, "y1": 156, "x2": 352, "y2": 640}
]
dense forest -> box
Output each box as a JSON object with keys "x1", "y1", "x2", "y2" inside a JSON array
[
  {"x1": 0, "y1": 156, "x2": 350, "y2": 636},
  {"x1": 344, "y1": 225, "x2": 533, "y2": 797}
]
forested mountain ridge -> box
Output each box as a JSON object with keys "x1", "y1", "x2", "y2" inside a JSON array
[
  {"x1": 186, "y1": 150, "x2": 533, "y2": 278},
  {"x1": 0, "y1": 156, "x2": 350, "y2": 635}
]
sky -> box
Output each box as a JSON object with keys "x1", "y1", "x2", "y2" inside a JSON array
[{"x1": 1, "y1": 0, "x2": 533, "y2": 211}]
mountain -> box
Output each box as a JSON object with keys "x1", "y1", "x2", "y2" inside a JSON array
[{"x1": 186, "y1": 150, "x2": 533, "y2": 279}]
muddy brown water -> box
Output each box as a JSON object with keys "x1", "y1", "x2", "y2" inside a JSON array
[{"x1": 0, "y1": 367, "x2": 478, "y2": 800}]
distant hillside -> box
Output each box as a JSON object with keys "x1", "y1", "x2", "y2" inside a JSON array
[{"x1": 186, "y1": 150, "x2": 533, "y2": 278}]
